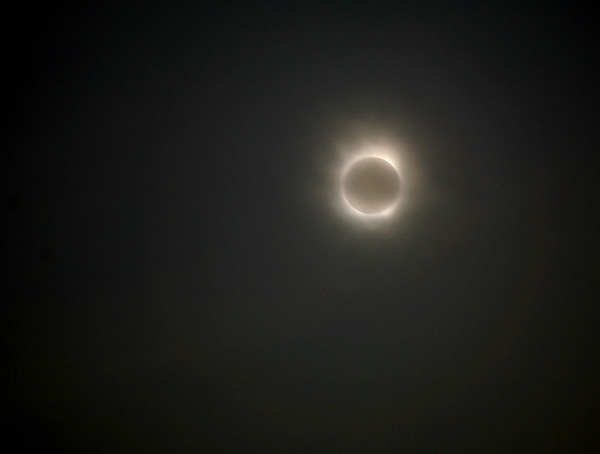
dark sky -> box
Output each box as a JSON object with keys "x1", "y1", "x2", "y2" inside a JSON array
[{"x1": 2, "y1": 2, "x2": 599, "y2": 452}]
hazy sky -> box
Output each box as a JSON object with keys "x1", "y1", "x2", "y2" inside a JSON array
[{"x1": 2, "y1": 2, "x2": 599, "y2": 452}]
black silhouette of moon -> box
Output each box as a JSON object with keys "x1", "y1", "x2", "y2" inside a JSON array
[{"x1": 342, "y1": 157, "x2": 401, "y2": 214}]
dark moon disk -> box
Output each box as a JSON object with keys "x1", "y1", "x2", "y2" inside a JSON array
[{"x1": 342, "y1": 157, "x2": 401, "y2": 214}]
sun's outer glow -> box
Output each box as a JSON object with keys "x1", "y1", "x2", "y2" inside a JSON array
[
  {"x1": 339, "y1": 146, "x2": 404, "y2": 219},
  {"x1": 342, "y1": 157, "x2": 400, "y2": 214}
]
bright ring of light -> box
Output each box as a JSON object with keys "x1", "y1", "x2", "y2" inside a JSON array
[{"x1": 340, "y1": 151, "x2": 402, "y2": 218}]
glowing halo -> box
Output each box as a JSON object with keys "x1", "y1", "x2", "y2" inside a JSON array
[
  {"x1": 341, "y1": 156, "x2": 401, "y2": 215},
  {"x1": 338, "y1": 146, "x2": 403, "y2": 219}
]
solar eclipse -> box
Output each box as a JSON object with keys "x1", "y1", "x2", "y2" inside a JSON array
[
  {"x1": 342, "y1": 156, "x2": 401, "y2": 214},
  {"x1": 338, "y1": 146, "x2": 403, "y2": 219}
]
